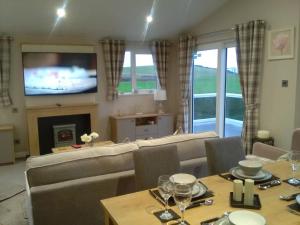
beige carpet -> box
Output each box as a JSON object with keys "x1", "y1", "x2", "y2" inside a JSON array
[
  {"x1": 0, "y1": 160, "x2": 28, "y2": 225},
  {"x1": 0, "y1": 183, "x2": 25, "y2": 202}
]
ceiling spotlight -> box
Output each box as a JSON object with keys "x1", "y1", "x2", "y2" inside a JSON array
[
  {"x1": 57, "y1": 8, "x2": 66, "y2": 18},
  {"x1": 146, "y1": 15, "x2": 153, "y2": 23}
]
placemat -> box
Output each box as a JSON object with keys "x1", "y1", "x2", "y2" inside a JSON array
[
  {"x1": 287, "y1": 203, "x2": 300, "y2": 215},
  {"x1": 153, "y1": 209, "x2": 180, "y2": 223},
  {"x1": 200, "y1": 217, "x2": 220, "y2": 225},
  {"x1": 149, "y1": 181, "x2": 214, "y2": 207},
  {"x1": 283, "y1": 178, "x2": 300, "y2": 187},
  {"x1": 229, "y1": 192, "x2": 261, "y2": 209},
  {"x1": 218, "y1": 173, "x2": 280, "y2": 185}
]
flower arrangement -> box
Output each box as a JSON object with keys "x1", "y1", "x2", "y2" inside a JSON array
[{"x1": 80, "y1": 132, "x2": 99, "y2": 146}]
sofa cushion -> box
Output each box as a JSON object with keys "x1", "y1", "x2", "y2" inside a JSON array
[
  {"x1": 135, "y1": 132, "x2": 218, "y2": 161},
  {"x1": 26, "y1": 143, "x2": 138, "y2": 187}
]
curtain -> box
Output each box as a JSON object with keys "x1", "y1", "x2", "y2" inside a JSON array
[
  {"x1": 176, "y1": 35, "x2": 196, "y2": 132},
  {"x1": 235, "y1": 20, "x2": 265, "y2": 154},
  {"x1": 151, "y1": 40, "x2": 168, "y2": 90},
  {"x1": 102, "y1": 39, "x2": 125, "y2": 101},
  {"x1": 0, "y1": 36, "x2": 12, "y2": 106}
]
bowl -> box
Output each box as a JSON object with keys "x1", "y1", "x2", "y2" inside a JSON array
[
  {"x1": 170, "y1": 173, "x2": 196, "y2": 187},
  {"x1": 238, "y1": 160, "x2": 263, "y2": 176},
  {"x1": 228, "y1": 210, "x2": 266, "y2": 225}
]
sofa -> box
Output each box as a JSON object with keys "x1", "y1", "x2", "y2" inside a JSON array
[{"x1": 25, "y1": 131, "x2": 218, "y2": 225}]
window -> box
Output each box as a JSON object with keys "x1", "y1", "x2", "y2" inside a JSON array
[
  {"x1": 118, "y1": 50, "x2": 158, "y2": 94},
  {"x1": 191, "y1": 43, "x2": 244, "y2": 137}
]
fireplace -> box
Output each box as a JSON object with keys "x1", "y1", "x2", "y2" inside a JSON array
[
  {"x1": 26, "y1": 104, "x2": 98, "y2": 156},
  {"x1": 53, "y1": 124, "x2": 76, "y2": 147}
]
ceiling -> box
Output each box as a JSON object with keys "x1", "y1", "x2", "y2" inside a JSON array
[{"x1": 0, "y1": 0, "x2": 228, "y2": 41}]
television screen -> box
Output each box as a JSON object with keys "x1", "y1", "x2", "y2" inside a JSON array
[{"x1": 22, "y1": 52, "x2": 98, "y2": 96}]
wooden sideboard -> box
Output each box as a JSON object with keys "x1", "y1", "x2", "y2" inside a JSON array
[{"x1": 110, "y1": 113, "x2": 173, "y2": 143}]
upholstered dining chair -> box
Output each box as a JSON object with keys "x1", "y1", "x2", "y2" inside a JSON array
[
  {"x1": 205, "y1": 136, "x2": 245, "y2": 175},
  {"x1": 291, "y1": 128, "x2": 300, "y2": 151},
  {"x1": 133, "y1": 144, "x2": 180, "y2": 190}
]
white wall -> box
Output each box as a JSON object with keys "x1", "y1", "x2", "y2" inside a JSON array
[
  {"x1": 0, "y1": 35, "x2": 161, "y2": 155},
  {"x1": 190, "y1": 0, "x2": 300, "y2": 149}
]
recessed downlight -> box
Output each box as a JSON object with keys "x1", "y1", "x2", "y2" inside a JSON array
[
  {"x1": 146, "y1": 15, "x2": 153, "y2": 23},
  {"x1": 56, "y1": 8, "x2": 66, "y2": 18}
]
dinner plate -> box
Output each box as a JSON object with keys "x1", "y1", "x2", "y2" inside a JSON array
[
  {"x1": 296, "y1": 194, "x2": 300, "y2": 205},
  {"x1": 230, "y1": 167, "x2": 272, "y2": 181},
  {"x1": 192, "y1": 182, "x2": 207, "y2": 197},
  {"x1": 228, "y1": 210, "x2": 266, "y2": 225}
]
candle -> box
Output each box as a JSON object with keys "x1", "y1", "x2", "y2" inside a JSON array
[
  {"x1": 244, "y1": 179, "x2": 254, "y2": 205},
  {"x1": 233, "y1": 179, "x2": 243, "y2": 202},
  {"x1": 257, "y1": 130, "x2": 270, "y2": 139}
]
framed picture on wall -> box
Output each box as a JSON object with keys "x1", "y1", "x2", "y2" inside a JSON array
[{"x1": 268, "y1": 27, "x2": 294, "y2": 60}]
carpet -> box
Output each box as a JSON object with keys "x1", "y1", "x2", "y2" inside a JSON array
[{"x1": 0, "y1": 183, "x2": 25, "y2": 202}]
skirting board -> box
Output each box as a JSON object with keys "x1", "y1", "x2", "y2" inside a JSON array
[{"x1": 15, "y1": 151, "x2": 29, "y2": 158}]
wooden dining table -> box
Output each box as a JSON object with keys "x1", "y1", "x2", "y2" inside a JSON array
[{"x1": 100, "y1": 160, "x2": 300, "y2": 225}]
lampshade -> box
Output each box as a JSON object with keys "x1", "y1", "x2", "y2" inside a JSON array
[{"x1": 154, "y1": 89, "x2": 167, "y2": 101}]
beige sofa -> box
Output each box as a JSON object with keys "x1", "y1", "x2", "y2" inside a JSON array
[{"x1": 25, "y1": 132, "x2": 218, "y2": 225}]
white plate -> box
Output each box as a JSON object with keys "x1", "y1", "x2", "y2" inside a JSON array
[
  {"x1": 230, "y1": 167, "x2": 272, "y2": 181},
  {"x1": 192, "y1": 182, "x2": 207, "y2": 197},
  {"x1": 235, "y1": 167, "x2": 266, "y2": 179},
  {"x1": 296, "y1": 194, "x2": 300, "y2": 205},
  {"x1": 229, "y1": 210, "x2": 266, "y2": 225}
]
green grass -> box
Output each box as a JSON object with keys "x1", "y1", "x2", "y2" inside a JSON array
[
  {"x1": 193, "y1": 66, "x2": 241, "y2": 94},
  {"x1": 118, "y1": 65, "x2": 241, "y2": 94}
]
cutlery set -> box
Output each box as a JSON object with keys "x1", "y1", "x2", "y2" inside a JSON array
[{"x1": 257, "y1": 179, "x2": 281, "y2": 190}]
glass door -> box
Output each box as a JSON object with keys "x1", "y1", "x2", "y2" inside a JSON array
[
  {"x1": 192, "y1": 49, "x2": 218, "y2": 133},
  {"x1": 224, "y1": 47, "x2": 244, "y2": 137}
]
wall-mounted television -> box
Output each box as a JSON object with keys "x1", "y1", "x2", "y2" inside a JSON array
[{"x1": 22, "y1": 52, "x2": 98, "y2": 96}]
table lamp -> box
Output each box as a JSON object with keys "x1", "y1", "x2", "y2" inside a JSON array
[{"x1": 154, "y1": 89, "x2": 167, "y2": 114}]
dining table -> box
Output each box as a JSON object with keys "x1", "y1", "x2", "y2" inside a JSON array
[{"x1": 100, "y1": 160, "x2": 300, "y2": 225}]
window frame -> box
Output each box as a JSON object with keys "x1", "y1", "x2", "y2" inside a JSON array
[
  {"x1": 191, "y1": 40, "x2": 240, "y2": 137},
  {"x1": 118, "y1": 45, "x2": 159, "y2": 95}
]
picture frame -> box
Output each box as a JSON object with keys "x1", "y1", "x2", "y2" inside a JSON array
[{"x1": 268, "y1": 27, "x2": 294, "y2": 60}]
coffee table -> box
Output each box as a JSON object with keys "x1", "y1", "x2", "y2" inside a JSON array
[{"x1": 51, "y1": 140, "x2": 114, "y2": 153}]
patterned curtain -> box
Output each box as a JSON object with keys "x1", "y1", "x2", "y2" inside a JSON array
[
  {"x1": 102, "y1": 39, "x2": 125, "y2": 101},
  {"x1": 235, "y1": 20, "x2": 265, "y2": 154},
  {"x1": 151, "y1": 40, "x2": 168, "y2": 90},
  {"x1": 176, "y1": 35, "x2": 196, "y2": 133},
  {"x1": 0, "y1": 36, "x2": 12, "y2": 106}
]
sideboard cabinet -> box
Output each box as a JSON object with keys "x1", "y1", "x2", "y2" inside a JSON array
[{"x1": 110, "y1": 113, "x2": 173, "y2": 143}]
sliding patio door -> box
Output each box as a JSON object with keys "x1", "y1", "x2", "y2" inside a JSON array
[{"x1": 191, "y1": 44, "x2": 244, "y2": 137}]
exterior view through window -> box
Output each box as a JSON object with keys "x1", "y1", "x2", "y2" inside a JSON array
[
  {"x1": 192, "y1": 46, "x2": 244, "y2": 137},
  {"x1": 118, "y1": 51, "x2": 157, "y2": 94}
]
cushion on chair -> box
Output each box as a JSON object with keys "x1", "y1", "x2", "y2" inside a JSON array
[
  {"x1": 133, "y1": 144, "x2": 180, "y2": 190},
  {"x1": 205, "y1": 136, "x2": 245, "y2": 175}
]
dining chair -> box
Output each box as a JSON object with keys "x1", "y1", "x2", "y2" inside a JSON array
[
  {"x1": 205, "y1": 136, "x2": 245, "y2": 175},
  {"x1": 133, "y1": 144, "x2": 180, "y2": 190},
  {"x1": 252, "y1": 142, "x2": 287, "y2": 160},
  {"x1": 291, "y1": 128, "x2": 300, "y2": 151}
]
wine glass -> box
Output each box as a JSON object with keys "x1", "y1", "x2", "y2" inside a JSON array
[
  {"x1": 157, "y1": 175, "x2": 174, "y2": 220},
  {"x1": 173, "y1": 183, "x2": 192, "y2": 225},
  {"x1": 288, "y1": 151, "x2": 300, "y2": 185}
]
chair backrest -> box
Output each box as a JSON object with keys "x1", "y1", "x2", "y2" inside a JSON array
[
  {"x1": 291, "y1": 128, "x2": 300, "y2": 151},
  {"x1": 133, "y1": 145, "x2": 180, "y2": 190},
  {"x1": 252, "y1": 142, "x2": 287, "y2": 160},
  {"x1": 205, "y1": 136, "x2": 245, "y2": 175}
]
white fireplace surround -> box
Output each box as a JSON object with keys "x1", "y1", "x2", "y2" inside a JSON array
[{"x1": 26, "y1": 103, "x2": 98, "y2": 156}]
